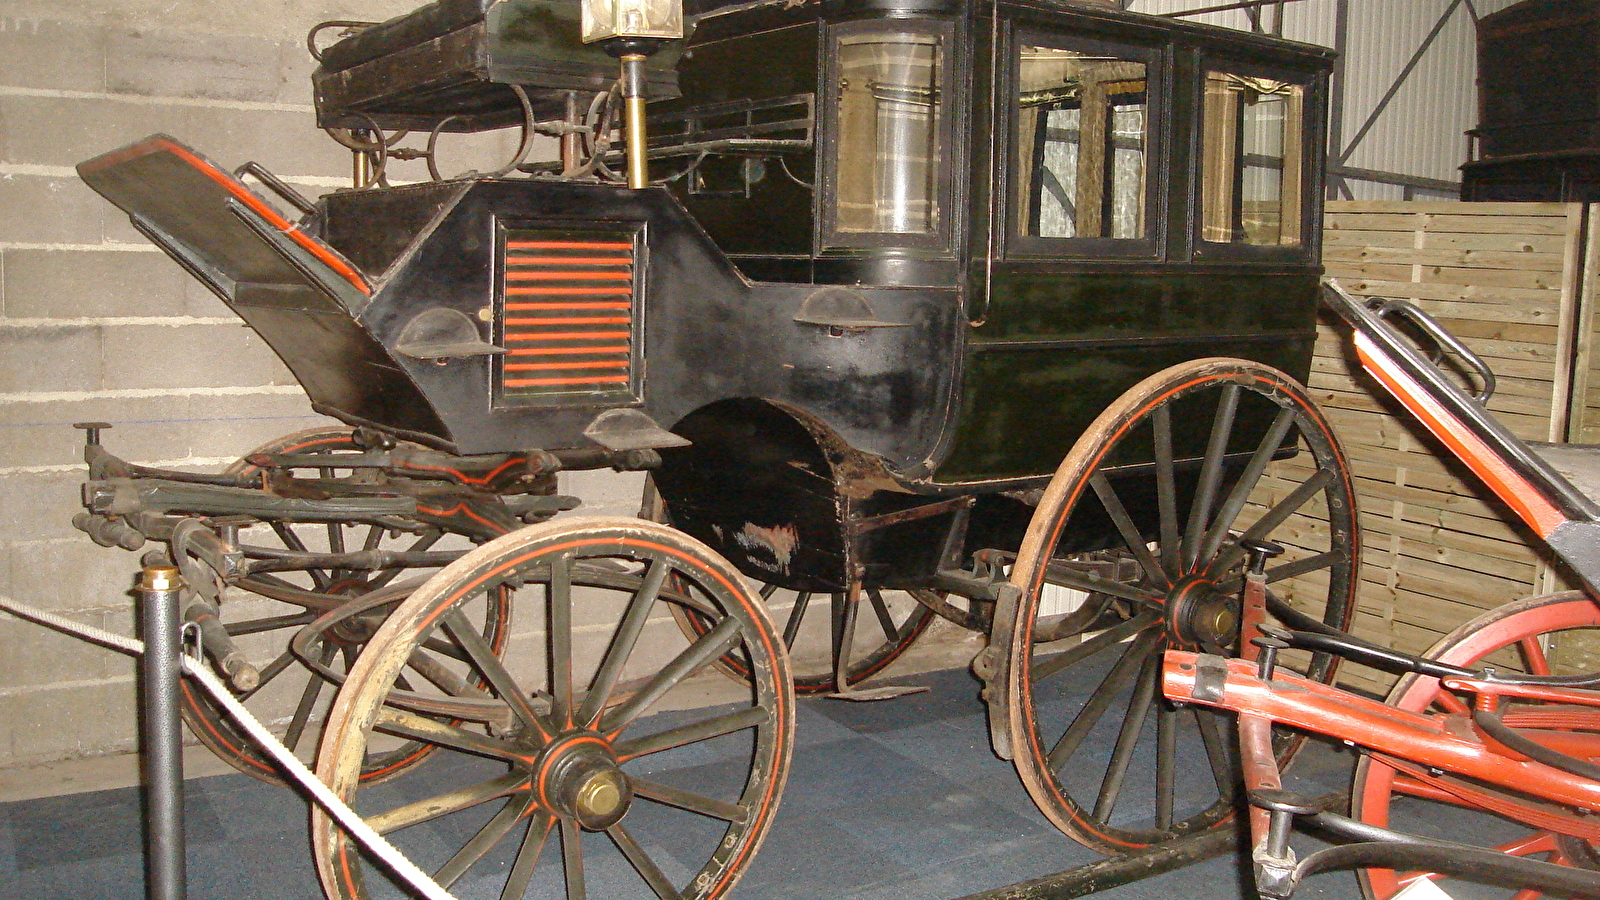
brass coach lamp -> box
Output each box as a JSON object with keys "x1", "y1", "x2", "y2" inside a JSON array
[{"x1": 581, "y1": 0, "x2": 684, "y2": 189}]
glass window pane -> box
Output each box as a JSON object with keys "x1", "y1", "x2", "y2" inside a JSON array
[
  {"x1": 1015, "y1": 46, "x2": 1149, "y2": 240},
  {"x1": 1200, "y1": 72, "x2": 1305, "y2": 247},
  {"x1": 834, "y1": 30, "x2": 943, "y2": 235}
]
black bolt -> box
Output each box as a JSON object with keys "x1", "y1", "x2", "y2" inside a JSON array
[
  {"x1": 1253, "y1": 635, "x2": 1291, "y2": 679},
  {"x1": 1240, "y1": 538, "x2": 1285, "y2": 575},
  {"x1": 74, "y1": 421, "x2": 112, "y2": 446},
  {"x1": 1250, "y1": 788, "x2": 1321, "y2": 859}
]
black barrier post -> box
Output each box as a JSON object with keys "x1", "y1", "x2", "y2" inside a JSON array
[{"x1": 139, "y1": 563, "x2": 187, "y2": 900}]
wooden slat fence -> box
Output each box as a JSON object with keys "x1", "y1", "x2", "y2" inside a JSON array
[{"x1": 1289, "y1": 201, "x2": 1594, "y2": 694}]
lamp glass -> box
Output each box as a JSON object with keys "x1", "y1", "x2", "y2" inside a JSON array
[{"x1": 582, "y1": 0, "x2": 683, "y2": 43}]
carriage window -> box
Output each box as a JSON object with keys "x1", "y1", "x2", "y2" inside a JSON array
[
  {"x1": 832, "y1": 29, "x2": 944, "y2": 235},
  {"x1": 1200, "y1": 72, "x2": 1305, "y2": 247},
  {"x1": 1014, "y1": 46, "x2": 1149, "y2": 240}
]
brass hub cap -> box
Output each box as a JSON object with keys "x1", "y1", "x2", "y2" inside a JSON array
[
  {"x1": 534, "y1": 733, "x2": 632, "y2": 830},
  {"x1": 1165, "y1": 575, "x2": 1238, "y2": 653}
]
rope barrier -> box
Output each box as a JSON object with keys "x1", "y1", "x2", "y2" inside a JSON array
[{"x1": 0, "y1": 592, "x2": 459, "y2": 900}]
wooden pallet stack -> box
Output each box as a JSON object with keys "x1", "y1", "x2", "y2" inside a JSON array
[{"x1": 1287, "y1": 201, "x2": 1595, "y2": 694}]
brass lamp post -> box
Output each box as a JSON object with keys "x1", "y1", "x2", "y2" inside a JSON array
[{"x1": 581, "y1": 0, "x2": 684, "y2": 189}]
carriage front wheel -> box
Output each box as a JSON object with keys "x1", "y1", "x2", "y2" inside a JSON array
[
  {"x1": 180, "y1": 426, "x2": 512, "y2": 787},
  {"x1": 999, "y1": 358, "x2": 1359, "y2": 853},
  {"x1": 311, "y1": 517, "x2": 793, "y2": 900}
]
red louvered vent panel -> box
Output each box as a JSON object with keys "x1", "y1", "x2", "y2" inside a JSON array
[{"x1": 494, "y1": 227, "x2": 640, "y2": 407}]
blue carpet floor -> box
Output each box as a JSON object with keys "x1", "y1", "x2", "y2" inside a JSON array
[{"x1": 0, "y1": 667, "x2": 1362, "y2": 900}]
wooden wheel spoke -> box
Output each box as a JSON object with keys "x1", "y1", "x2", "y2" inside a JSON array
[
  {"x1": 284, "y1": 643, "x2": 335, "y2": 750},
  {"x1": 1521, "y1": 635, "x2": 1553, "y2": 676},
  {"x1": 443, "y1": 607, "x2": 550, "y2": 740},
  {"x1": 1266, "y1": 550, "x2": 1343, "y2": 584},
  {"x1": 1043, "y1": 563, "x2": 1166, "y2": 608},
  {"x1": 234, "y1": 574, "x2": 345, "y2": 612},
  {"x1": 1155, "y1": 703, "x2": 1178, "y2": 831},
  {"x1": 1047, "y1": 629, "x2": 1163, "y2": 770},
  {"x1": 240, "y1": 648, "x2": 297, "y2": 698},
  {"x1": 1031, "y1": 610, "x2": 1162, "y2": 684},
  {"x1": 271, "y1": 521, "x2": 313, "y2": 556},
  {"x1": 435, "y1": 797, "x2": 533, "y2": 888},
  {"x1": 601, "y1": 615, "x2": 743, "y2": 735},
  {"x1": 782, "y1": 591, "x2": 813, "y2": 649},
  {"x1": 607, "y1": 823, "x2": 684, "y2": 900},
  {"x1": 1153, "y1": 404, "x2": 1182, "y2": 579},
  {"x1": 550, "y1": 553, "x2": 574, "y2": 726},
  {"x1": 866, "y1": 588, "x2": 901, "y2": 643},
  {"x1": 1209, "y1": 469, "x2": 1334, "y2": 577},
  {"x1": 1089, "y1": 473, "x2": 1166, "y2": 586},
  {"x1": 1093, "y1": 650, "x2": 1161, "y2": 822},
  {"x1": 1215, "y1": 550, "x2": 1344, "y2": 597},
  {"x1": 1433, "y1": 689, "x2": 1473, "y2": 717},
  {"x1": 614, "y1": 706, "x2": 770, "y2": 761},
  {"x1": 578, "y1": 557, "x2": 671, "y2": 729},
  {"x1": 366, "y1": 772, "x2": 528, "y2": 835},
  {"x1": 326, "y1": 521, "x2": 347, "y2": 556},
  {"x1": 631, "y1": 777, "x2": 749, "y2": 823},
  {"x1": 1196, "y1": 408, "x2": 1296, "y2": 567},
  {"x1": 373, "y1": 705, "x2": 523, "y2": 762},
  {"x1": 562, "y1": 818, "x2": 587, "y2": 900},
  {"x1": 1182, "y1": 383, "x2": 1240, "y2": 572},
  {"x1": 501, "y1": 813, "x2": 556, "y2": 900},
  {"x1": 1191, "y1": 708, "x2": 1237, "y2": 801},
  {"x1": 403, "y1": 647, "x2": 493, "y2": 700}
]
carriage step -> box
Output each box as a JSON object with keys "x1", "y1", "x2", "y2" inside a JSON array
[{"x1": 825, "y1": 683, "x2": 930, "y2": 702}]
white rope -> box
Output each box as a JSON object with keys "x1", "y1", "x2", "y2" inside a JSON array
[{"x1": 0, "y1": 592, "x2": 460, "y2": 900}]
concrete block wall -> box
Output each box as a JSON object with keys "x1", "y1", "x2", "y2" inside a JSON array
[{"x1": 0, "y1": 0, "x2": 644, "y2": 769}]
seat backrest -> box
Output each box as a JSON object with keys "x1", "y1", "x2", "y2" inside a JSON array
[
  {"x1": 77, "y1": 134, "x2": 369, "y2": 303},
  {"x1": 78, "y1": 135, "x2": 452, "y2": 442},
  {"x1": 318, "y1": 0, "x2": 491, "y2": 74}
]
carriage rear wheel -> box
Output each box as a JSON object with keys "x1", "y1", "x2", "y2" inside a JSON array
[
  {"x1": 1002, "y1": 358, "x2": 1359, "y2": 853},
  {"x1": 1353, "y1": 592, "x2": 1600, "y2": 900},
  {"x1": 670, "y1": 583, "x2": 940, "y2": 694},
  {"x1": 178, "y1": 427, "x2": 510, "y2": 786},
  {"x1": 312, "y1": 517, "x2": 793, "y2": 900},
  {"x1": 645, "y1": 479, "x2": 939, "y2": 693}
]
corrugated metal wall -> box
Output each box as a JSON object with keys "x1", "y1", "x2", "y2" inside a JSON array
[{"x1": 1121, "y1": 0, "x2": 1528, "y2": 199}]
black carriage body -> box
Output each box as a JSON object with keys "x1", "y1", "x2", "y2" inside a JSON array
[
  {"x1": 306, "y1": 177, "x2": 963, "y2": 467},
  {"x1": 83, "y1": 0, "x2": 1332, "y2": 591},
  {"x1": 647, "y1": 0, "x2": 1334, "y2": 586}
]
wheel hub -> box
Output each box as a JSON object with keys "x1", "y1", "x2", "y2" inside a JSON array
[
  {"x1": 1166, "y1": 575, "x2": 1238, "y2": 653},
  {"x1": 533, "y1": 733, "x2": 632, "y2": 830},
  {"x1": 325, "y1": 580, "x2": 379, "y2": 645}
]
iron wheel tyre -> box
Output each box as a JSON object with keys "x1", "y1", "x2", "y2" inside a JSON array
[
  {"x1": 312, "y1": 517, "x2": 793, "y2": 900},
  {"x1": 1004, "y1": 358, "x2": 1359, "y2": 853},
  {"x1": 1353, "y1": 592, "x2": 1600, "y2": 900},
  {"x1": 178, "y1": 427, "x2": 510, "y2": 786}
]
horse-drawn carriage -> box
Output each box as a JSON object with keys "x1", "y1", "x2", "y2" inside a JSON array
[{"x1": 64, "y1": 0, "x2": 1368, "y2": 897}]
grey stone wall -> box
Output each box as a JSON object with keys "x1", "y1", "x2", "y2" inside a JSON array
[{"x1": 0, "y1": 0, "x2": 642, "y2": 768}]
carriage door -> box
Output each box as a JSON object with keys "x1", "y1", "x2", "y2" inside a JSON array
[{"x1": 942, "y1": 25, "x2": 1162, "y2": 481}]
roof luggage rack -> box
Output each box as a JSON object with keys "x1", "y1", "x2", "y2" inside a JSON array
[{"x1": 311, "y1": 0, "x2": 680, "y2": 133}]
